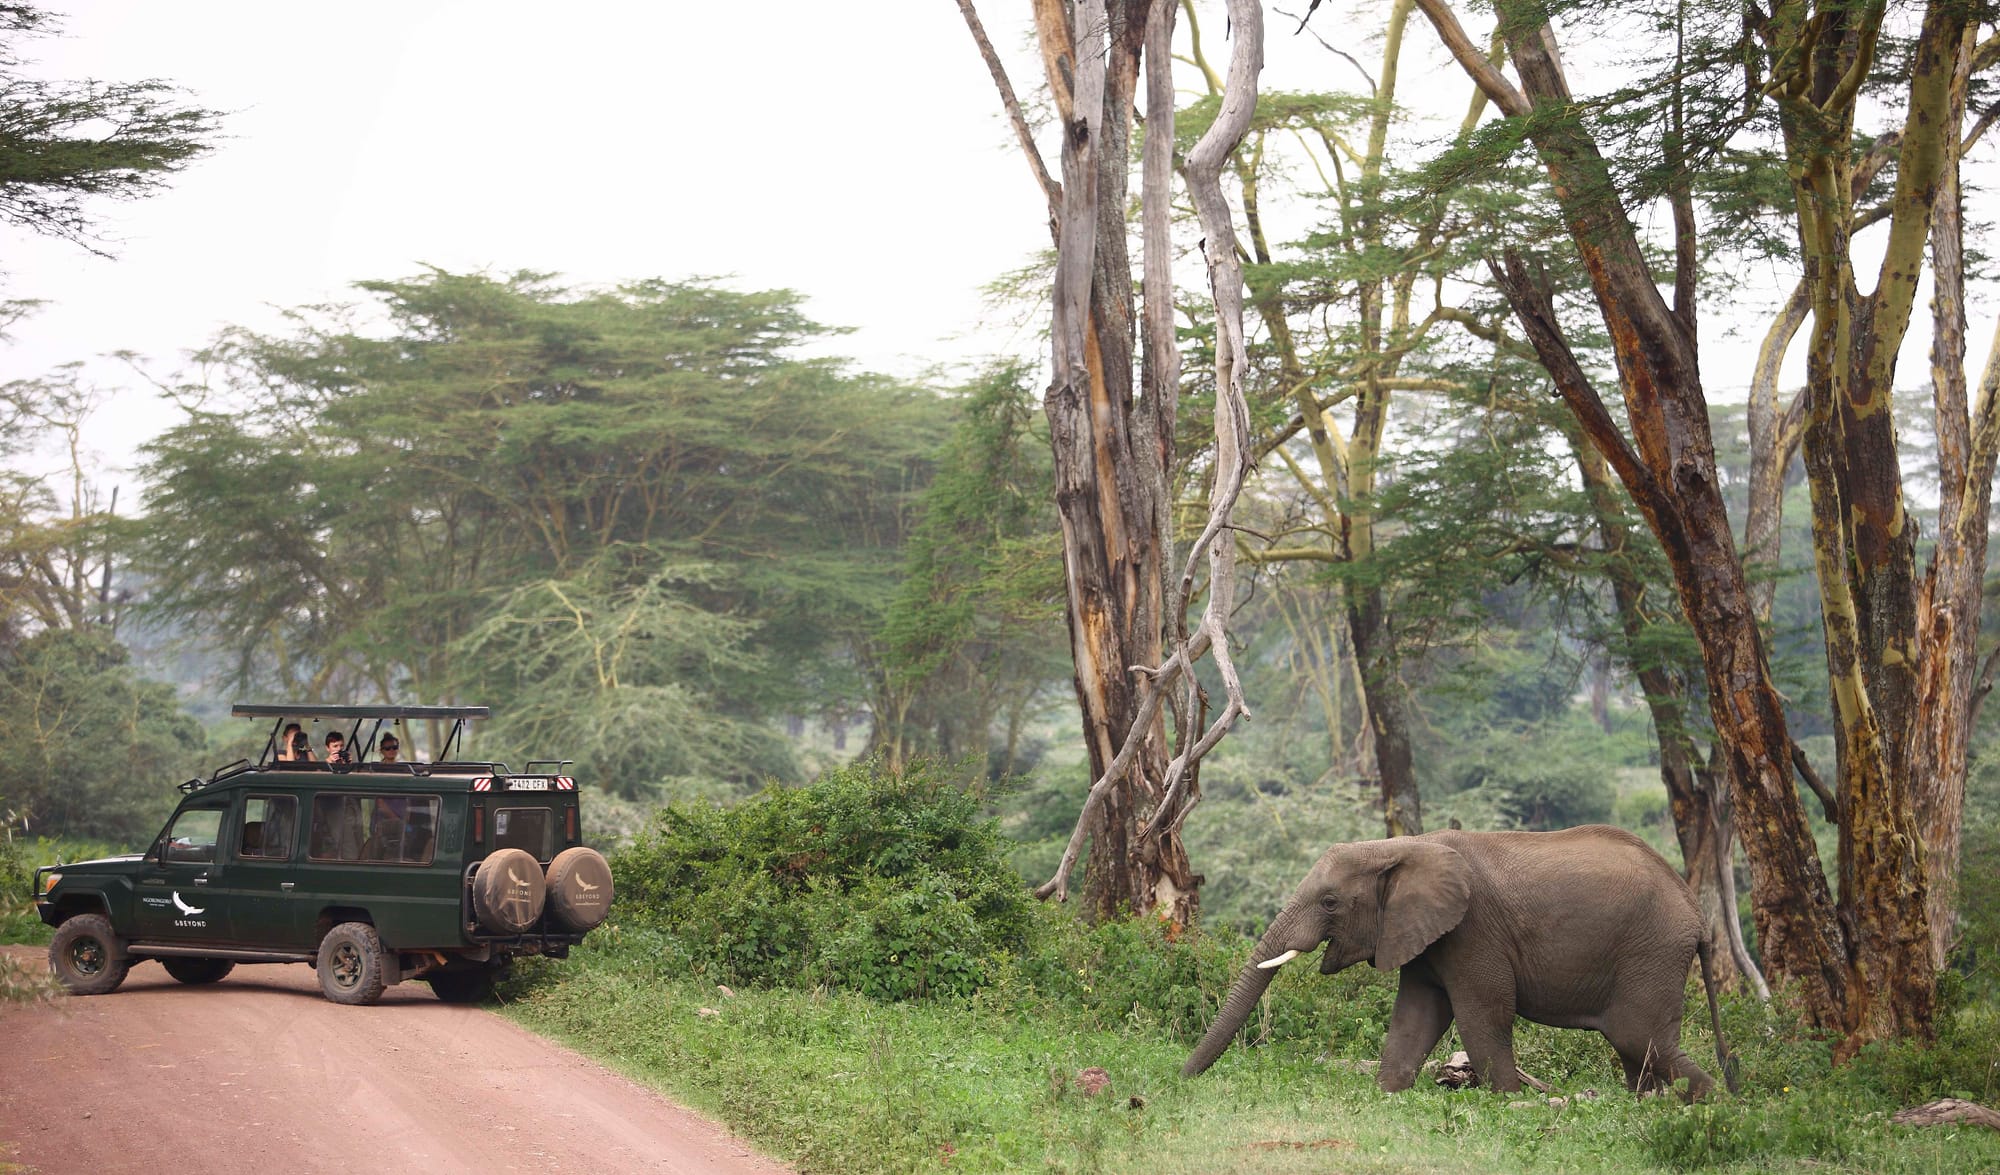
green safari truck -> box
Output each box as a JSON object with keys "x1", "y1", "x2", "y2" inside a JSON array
[{"x1": 33, "y1": 703, "x2": 614, "y2": 1005}]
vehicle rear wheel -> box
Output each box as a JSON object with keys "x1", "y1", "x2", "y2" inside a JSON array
[
  {"x1": 471, "y1": 847, "x2": 546, "y2": 935},
  {"x1": 48, "y1": 914, "x2": 130, "y2": 996},
  {"x1": 161, "y1": 957, "x2": 235, "y2": 985},
  {"x1": 316, "y1": 922, "x2": 388, "y2": 1005},
  {"x1": 425, "y1": 968, "x2": 494, "y2": 1004},
  {"x1": 544, "y1": 846, "x2": 614, "y2": 932}
]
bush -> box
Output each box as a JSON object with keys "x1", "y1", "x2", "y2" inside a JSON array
[
  {"x1": 3, "y1": 836, "x2": 124, "y2": 944},
  {"x1": 1, "y1": 835, "x2": 37, "y2": 943},
  {"x1": 1009, "y1": 911, "x2": 1398, "y2": 1051},
  {"x1": 1449, "y1": 757, "x2": 1614, "y2": 831},
  {"x1": 613, "y1": 756, "x2": 1032, "y2": 999},
  {"x1": 1956, "y1": 816, "x2": 2000, "y2": 1000}
]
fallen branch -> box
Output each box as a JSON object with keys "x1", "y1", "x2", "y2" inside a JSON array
[{"x1": 1892, "y1": 1099, "x2": 2000, "y2": 1130}]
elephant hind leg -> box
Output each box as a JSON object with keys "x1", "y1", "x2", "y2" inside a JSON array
[
  {"x1": 1606, "y1": 1030, "x2": 1716, "y2": 1101},
  {"x1": 1377, "y1": 971, "x2": 1453, "y2": 1092}
]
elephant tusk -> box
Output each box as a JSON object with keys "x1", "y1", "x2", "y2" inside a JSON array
[{"x1": 1256, "y1": 949, "x2": 1300, "y2": 970}]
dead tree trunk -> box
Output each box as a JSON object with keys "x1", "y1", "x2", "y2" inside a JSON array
[{"x1": 958, "y1": 0, "x2": 1264, "y2": 925}]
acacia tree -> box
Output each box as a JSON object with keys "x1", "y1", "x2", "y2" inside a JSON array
[
  {"x1": 0, "y1": 5, "x2": 218, "y2": 256},
  {"x1": 1216, "y1": 0, "x2": 1500, "y2": 839},
  {"x1": 137, "y1": 272, "x2": 943, "y2": 779},
  {"x1": 956, "y1": 0, "x2": 1264, "y2": 924},
  {"x1": 1406, "y1": 0, "x2": 1999, "y2": 1047}
]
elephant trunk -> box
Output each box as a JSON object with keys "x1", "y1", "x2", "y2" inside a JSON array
[{"x1": 1183, "y1": 916, "x2": 1306, "y2": 1077}]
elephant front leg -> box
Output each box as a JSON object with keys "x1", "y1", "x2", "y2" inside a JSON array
[{"x1": 1376, "y1": 970, "x2": 1453, "y2": 1092}]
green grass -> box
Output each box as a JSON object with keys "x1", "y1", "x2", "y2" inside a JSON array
[{"x1": 499, "y1": 929, "x2": 2000, "y2": 1174}]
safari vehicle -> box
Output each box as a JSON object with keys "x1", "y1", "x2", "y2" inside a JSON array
[{"x1": 33, "y1": 703, "x2": 613, "y2": 1005}]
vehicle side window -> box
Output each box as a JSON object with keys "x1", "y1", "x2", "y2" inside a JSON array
[
  {"x1": 239, "y1": 795, "x2": 297, "y2": 860},
  {"x1": 308, "y1": 793, "x2": 439, "y2": 865},
  {"x1": 163, "y1": 806, "x2": 225, "y2": 864},
  {"x1": 493, "y1": 808, "x2": 552, "y2": 861}
]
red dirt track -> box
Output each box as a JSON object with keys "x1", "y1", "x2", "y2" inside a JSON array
[{"x1": 0, "y1": 946, "x2": 787, "y2": 1174}]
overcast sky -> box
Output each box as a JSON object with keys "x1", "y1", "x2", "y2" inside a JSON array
[{"x1": 5, "y1": 1, "x2": 1994, "y2": 484}]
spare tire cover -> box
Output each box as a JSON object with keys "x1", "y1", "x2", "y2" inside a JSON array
[
  {"x1": 544, "y1": 845, "x2": 614, "y2": 932},
  {"x1": 472, "y1": 847, "x2": 546, "y2": 934}
]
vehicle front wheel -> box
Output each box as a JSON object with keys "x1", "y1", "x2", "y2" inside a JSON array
[
  {"x1": 316, "y1": 922, "x2": 388, "y2": 1005},
  {"x1": 161, "y1": 957, "x2": 235, "y2": 985},
  {"x1": 48, "y1": 914, "x2": 131, "y2": 996}
]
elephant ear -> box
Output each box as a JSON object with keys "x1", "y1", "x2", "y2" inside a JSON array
[{"x1": 1372, "y1": 840, "x2": 1472, "y2": 971}]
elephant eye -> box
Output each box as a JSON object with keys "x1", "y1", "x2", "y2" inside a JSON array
[{"x1": 1319, "y1": 894, "x2": 1339, "y2": 911}]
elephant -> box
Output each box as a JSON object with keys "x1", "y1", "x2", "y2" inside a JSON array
[{"x1": 1183, "y1": 826, "x2": 1736, "y2": 1099}]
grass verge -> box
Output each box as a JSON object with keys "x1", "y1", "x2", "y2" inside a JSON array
[{"x1": 500, "y1": 927, "x2": 2000, "y2": 1174}]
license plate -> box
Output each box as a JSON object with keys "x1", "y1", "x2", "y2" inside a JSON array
[{"x1": 507, "y1": 777, "x2": 550, "y2": 791}]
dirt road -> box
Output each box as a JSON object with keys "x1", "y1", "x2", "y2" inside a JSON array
[{"x1": 0, "y1": 947, "x2": 787, "y2": 1175}]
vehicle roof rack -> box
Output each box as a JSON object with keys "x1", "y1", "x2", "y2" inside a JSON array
[{"x1": 230, "y1": 703, "x2": 491, "y2": 720}]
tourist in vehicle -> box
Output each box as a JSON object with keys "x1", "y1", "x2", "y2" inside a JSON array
[
  {"x1": 279, "y1": 723, "x2": 313, "y2": 762},
  {"x1": 377, "y1": 733, "x2": 401, "y2": 764},
  {"x1": 324, "y1": 730, "x2": 351, "y2": 765}
]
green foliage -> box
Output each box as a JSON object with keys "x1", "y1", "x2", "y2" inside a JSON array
[
  {"x1": 0, "y1": 835, "x2": 113, "y2": 943},
  {"x1": 1959, "y1": 818, "x2": 2000, "y2": 1000},
  {"x1": 1448, "y1": 753, "x2": 1616, "y2": 832},
  {"x1": 0, "y1": 831, "x2": 39, "y2": 943},
  {"x1": 1425, "y1": 649, "x2": 1628, "y2": 832},
  {"x1": 454, "y1": 557, "x2": 793, "y2": 797},
  {"x1": 0, "y1": 6, "x2": 220, "y2": 251},
  {"x1": 875, "y1": 362, "x2": 1065, "y2": 767},
  {"x1": 0, "y1": 628, "x2": 205, "y2": 841},
  {"x1": 1012, "y1": 911, "x2": 1399, "y2": 1053},
  {"x1": 613, "y1": 757, "x2": 1033, "y2": 1000},
  {"x1": 135, "y1": 271, "x2": 948, "y2": 779}
]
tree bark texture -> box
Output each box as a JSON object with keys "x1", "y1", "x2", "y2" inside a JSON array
[
  {"x1": 1767, "y1": 0, "x2": 1976, "y2": 1045},
  {"x1": 1429, "y1": 0, "x2": 1850, "y2": 1035},
  {"x1": 1418, "y1": 0, "x2": 1999, "y2": 1050},
  {"x1": 1567, "y1": 425, "x2": 1759, "y2": 994},
  {"x1": 1037, "y1": 0, "x2": 1185, "y2": 923},
  {"x1": 1909, "y1": 28, "x2": 2000, "y2": 972}
]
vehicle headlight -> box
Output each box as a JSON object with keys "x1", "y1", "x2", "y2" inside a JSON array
[{"x1": 39, "y1": 871, "x2": 60, "y2": 894}]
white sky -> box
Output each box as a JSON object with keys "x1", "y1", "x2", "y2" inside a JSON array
[{"x1": 4, "y1": 1, "x2": 1994, "y2": 486}]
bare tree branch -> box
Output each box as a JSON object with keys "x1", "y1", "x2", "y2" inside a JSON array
[
  {"x1": 1791, "y1": 740, "x2": 1839, "y2": 824},
  {"x1": 953, "y1": 0, "x2": 1061, "y2": 235},
  {"x1": 1411, "y1": 0, "x2": 1529, "y2": 118}
]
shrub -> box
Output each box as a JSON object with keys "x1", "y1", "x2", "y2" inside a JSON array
[
  {"x1": 1008, "y1": 911, "x2": 1398, "y2": 1052},
  {"x1": 612, "y1": 757, "x2": 1032, "y2": 999}
]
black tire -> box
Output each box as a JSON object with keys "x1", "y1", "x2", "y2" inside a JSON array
[
  {"x1": 161, "y1": 957, "x2": 235, "y2": 985},
  {"x1": 316, "y1": 921, "x2": 388, "y2": 1005},
  {"x1": 471, "y1": 847, "x2": 546, "y2": 935},
  {"x1": 544, "y1": 846, "x2": 613, "y2": 932},
  {"x1": 426, "y1": 968, "x2": 494, "y2": 1004},
  {"x1": 48, "y1": 914, "x2": 130, "y2": 996}
]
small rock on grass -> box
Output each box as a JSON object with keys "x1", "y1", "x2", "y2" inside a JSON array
[
  {"x1": 1075, "y1": 1067, "x2": 1112, "y2": 1096},
  {"x1": 696, "y1": 1007, "x2": 720, "y2": 1018}
]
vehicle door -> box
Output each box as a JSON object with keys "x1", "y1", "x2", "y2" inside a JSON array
[
  {"x1": 227, "y1": 793, "x2": 306, "y2": 947},
  {"x1": 131, "y1": 798, "x2": 233, "y2": 942}
]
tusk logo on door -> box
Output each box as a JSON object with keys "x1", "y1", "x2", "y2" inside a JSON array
[{"x1": 171, "y1": 891, "x2": 208, "y2": 927}]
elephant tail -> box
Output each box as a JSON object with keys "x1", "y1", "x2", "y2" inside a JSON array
[{"x1": 1697, "y1": 934, "x2": 1739, "y2": 1095}]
